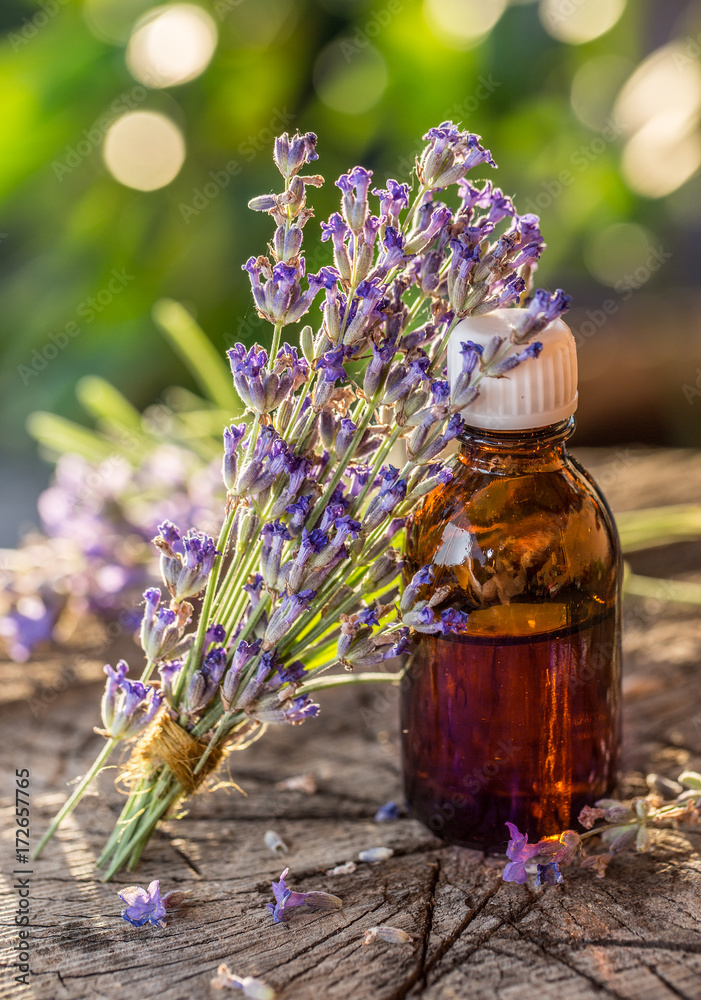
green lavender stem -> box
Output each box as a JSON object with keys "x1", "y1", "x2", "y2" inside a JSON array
[{"x1": 33, "y1": 738, "x2": 117, "y2": 859}]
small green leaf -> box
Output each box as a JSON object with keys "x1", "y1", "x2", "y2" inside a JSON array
[
  {"x1": 76, "y1": 375, "x2": 142, "y2": 430},
  {"x1": 678, "y1": 770, "x2": 701, "y2": 790},
  {"x1": 26, "y1": 412, "x2": 114, "y2": 462},
  {"x1": 152, "y1": 298, "x2": 239, "y2": 413}
]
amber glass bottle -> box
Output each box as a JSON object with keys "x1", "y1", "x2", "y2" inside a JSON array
[{"x1": 400, "y1": 311, "x2": 622, "y2": 851}]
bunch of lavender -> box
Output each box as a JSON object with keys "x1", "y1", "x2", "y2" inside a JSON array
[
  {"x1": 502, "y1": 769, "x2": 701, "y2": 885},
  {"x1": 1, "y1": 381, "x2": 227, "y2": 662},
  {"x1": 35, "y1": 123, "x2": 571, "y2": 878}
]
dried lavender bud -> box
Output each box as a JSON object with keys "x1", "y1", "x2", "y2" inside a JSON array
[
  {"x1": 264, "y1": 830, "x2": 289, "y2": 856},
  {"x1": 358, "y1": 847, "x2": 394, "y2": 863},
  {"x1": 363, "y1": 926, "x2": 412, "y2": 945},
  {"x1": 325, "y1": 861, "x2": 357, "y2": 876}
]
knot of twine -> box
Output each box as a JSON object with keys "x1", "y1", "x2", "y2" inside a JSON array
[{"x1": 128, "y1": 713, "x2": 224, "y2": 794}]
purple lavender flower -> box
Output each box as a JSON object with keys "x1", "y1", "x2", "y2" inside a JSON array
[
  {"x1": 101, "y1": 661, "x2": 163, "y2": 740},
  {"x1": 400, "y1": 565, "x2": 434, "y2": 613},
  {"x1": 285, "y1": 494, "x2": 313, "y2": 534},
  {"x1": 263, "y1": 589, "x2": 316, "y2": 648},
  {"x1": 153, "y1": 521, "x2": 219, "y2": 602},
  {"x1": 118, "y1": 879, "x2": 185, "y2": 928},
  {"x1": 100, "y1": 659, "x2": 129, "y2": 729},
  {"x1": 381, "y1": 355, "x2": 431, "y2": 406},
  {"x1": 227, "y1": 343, "x2": 299, "y2": 415},
  {"x1": 157, "y1": 659, "x2": 182, "y2": 706},
  {"x1": 374, "y1": 801, "x2": 402, "y2": 822},
  {"x1": 241, "y1": 257, "x2": 327, "y2": 327},
  {"x1": 0, "y1": 599, "x2": 56, "y2": 662},
  {"x1": 535, "y1": 862, "x2": 564, "y2": 887},
  {"x1": 363, "y1": 472, "x2": 407, "y2": 531},
  {"x1": 267, "y1": 867, "x2": 342, "y2": 923},
  {"x1": 502, "y1": 822, "x2": 541, "y2": 884},
  {"x1": 221, "y1": 638, "x2": 262, "y2": 710},
  {"x1": 336, "y1": 165, "x2": 373, "y2": 234},
  {"x1": 328, "y1": 514, "x2": 362, "y2": 552},
  {"x1": 405, "y1": 205, "x2": 453, "y2": 254},
  {"x1": 473, "y1": 274, "x2": 527, "y2": 318},
  {"x1": 512, "y1": 289, "x2": 572, "y2": 343},
  {"x1": 345, "y1": 464, "x2": 372, "y2": 499},
  {"x1": 489, "y1": 341, "x2": 543, "y2": 377},
  {"x1": 372, "y1": 179, "x2": 410, "y2": 223},
  {"x1": 273, "y1": 131, "x2": 318, "y2": 177},
  {"x1": 316, "y1": 345, "x2": 352, "y2": 384},
  {"x1": 342, "y1": 278, "x2": 386, "y2": 346},
  {"x1": 321, "y1": 212, "x2": 352, "y2": 282},
  {"x1": 223, "y1": 423, "x2": 247, "y2": 491},
  {"x1": 335, "y1": 418, "x2": 357, "y2": 458},
  {"x1": 446, "y1": 236, "x2": 480, "y2": 313},
  {"x1": 376, "y1": 226, "x2": 412, "y2": 273},
  {"x1": 243, "y1": 574, "x2": 264, "y2": 609},
  {"x1": 140, "y1": 588, "x2": 190, "y2": 661},
  {"x1": 185, "y1": 645, "x2": 227, "y2": 713},
  {"x1": 321, "y1": 212, "x2": 350, "y2": 251},
  {"x1": 419, "y1": 123, "x2": 496, "y2": 190},
  {"x1": 260, "y1": 520, "x2": 291, "y2": 589},
  {"x1": 285, "y1": 527, "x2": 328, "y2": 591}
]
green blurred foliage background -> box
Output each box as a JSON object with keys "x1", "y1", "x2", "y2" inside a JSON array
[{"x1": 1, "y1": 0, "x2": 701, "y2": 544}]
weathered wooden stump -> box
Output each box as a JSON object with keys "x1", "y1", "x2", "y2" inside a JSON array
[{"x1": 1, "y1": 449, "x2": 700, "y2": 1000}]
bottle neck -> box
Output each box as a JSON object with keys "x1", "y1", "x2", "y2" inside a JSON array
[{"x1": 458, "y1": 417, "x2": 575, "y2": 474}]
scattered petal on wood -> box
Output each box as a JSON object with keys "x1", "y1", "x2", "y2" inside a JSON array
[
  {"x1": 264, "y1": 830, "x2": 288, "y2": 855},
  {"x1": 358, "y1": 847, "x2": 394, "y2": 863},
  {"x1": 325, "y1": 861, "x2": 357, "y2": 876},
  {"x1": 211, "y1": 964, "x2": 276, "y2": 999},
  {"x1": 363, "y1": 926, "x2": 413, "y2": 945},
  {"x1": 275, "y1": 772, "x2": 318, "y2": 794}
]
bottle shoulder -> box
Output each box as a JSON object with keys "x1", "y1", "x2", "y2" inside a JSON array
[{"x1": 407, "y1": 454, "x2": 621, "y2": 628}]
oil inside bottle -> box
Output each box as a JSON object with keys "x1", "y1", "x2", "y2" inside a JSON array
[
  {"x1": 400, "y1": 420, "x2": 622, "y2": 850},
  {"x1": 401, "y1": 604, "x2": 620, "y2": 848}
]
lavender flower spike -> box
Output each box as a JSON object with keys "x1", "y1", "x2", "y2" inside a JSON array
[
  {"x1": 153, "y1": 521, "x2": 220, "y2": 602},
  {"x1": 101, "y1": 664, "x2": 163, "y2": 740},
  {"x1": 274, "y1": 130, "x2": 318, "y2": 177},
  {"x1": 140, "y1": 588, "x2": 190, "y2": 661},
  {"x1": 511, "y1": 288, "x2": 572, "y2": 344},
  {"x1": 267, "y1": 867, "x2": 342, "y2": 923},
  {"x1": 336, "y1": 165, "x2": 373, "y2": 234}
]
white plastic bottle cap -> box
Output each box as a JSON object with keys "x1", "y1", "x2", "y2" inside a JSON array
[{"x1": 447, "y1": 308, "x2": 578, "y2": 431}]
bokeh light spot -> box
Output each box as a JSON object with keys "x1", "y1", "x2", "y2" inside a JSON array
[
  {"x1": 570, "y1": 55, "x2": 633, "y2": 131},
  {"x1": 584, "y1": 222, "x2": 655, "y2": 287},
  {"x1": 103, "y1": 112, "x2": 186, "y2": 191},
  {"x1": 539, "y1": 0, "x2": 626, "y2": 44},
  {"x1": 614, "y1": 43, "x2": 701, "y2": 136},
  {"x1": 313, "y1": 41, "x2": 387, "y2": 115},
  {"x1": 621, "y1": 116, "x2": 701, "y2": 199},
  {"x1": 424, "y1": 0, "x2": 507, "y2": 49},
  {"x1": 126, "y1": 4, "x2": 218, "y2": 89}
]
